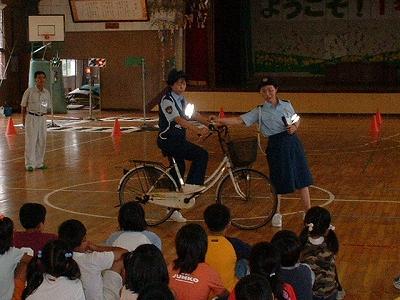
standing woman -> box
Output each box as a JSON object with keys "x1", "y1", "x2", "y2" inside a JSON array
[{"x1": 216, "y1": 77, "x2": 313, "y2": 215}]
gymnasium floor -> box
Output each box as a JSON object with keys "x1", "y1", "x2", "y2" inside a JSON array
[{"x1": 1, "y1": 110, "x2": 399, "y2": 300}]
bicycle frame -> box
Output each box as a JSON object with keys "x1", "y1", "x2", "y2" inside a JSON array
[
  {"x1": 168, "y1": 155, "x2": 233, "y2": 196},
  {"x1": 164, "y1": 125, "x2": 240, "y2": 193},
  {"x1": 119, "y1": 125, "x2": 277, "y2": 229},
  {"x1": 118, "y1": 125, "x2": 251, "y2": 207}
]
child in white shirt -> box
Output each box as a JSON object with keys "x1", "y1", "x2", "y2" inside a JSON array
[
  {"x1": 0, "y1": 215, "x2": 31, "y2": 300},
  {"x1": 58, "y1": 219, "x2": 127, "y2": 300},
  {"x1": 23, "y1": 239, "x2": 85, "y2": 300}
]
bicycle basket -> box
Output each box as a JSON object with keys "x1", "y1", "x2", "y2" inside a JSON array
[{"x1": 227, "y1": 137, "x2": 258, "y2": 168}]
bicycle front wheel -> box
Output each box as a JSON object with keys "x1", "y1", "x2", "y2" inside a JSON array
[
  {"x1": 216, "y1": 168, "x2": 278, "y2": 230},
  {"x1": 119, "y1": 165, "x2": 177, "y2": 226}
]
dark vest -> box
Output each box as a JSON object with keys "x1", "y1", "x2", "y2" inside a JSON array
[{"x1": 158, "y1": 91, "x2": 187, "y2": 140}]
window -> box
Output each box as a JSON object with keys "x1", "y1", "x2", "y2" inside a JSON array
[{"x1": 61, "y1": 59, "x2": 76, "y2": 77}]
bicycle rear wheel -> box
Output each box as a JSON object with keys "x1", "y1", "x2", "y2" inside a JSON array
[
  {"x1": 216, "y1": 168, "x2": 278, "y2": 229},
  {"x1": 119, "y1": 165, "x2": 178, "y2": 226}
]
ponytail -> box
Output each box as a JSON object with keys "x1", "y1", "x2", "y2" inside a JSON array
[
  {"x1": 326, "y1": 229, "x2": 339, "y2": 254},
  {"x1": 64, "y1": 258, "x2": 81, "y2": 280},
  {"x1": 299, "y1": 227, "x2": 309, "y2": 250},
  {"x1": 22, "y1": 256, "x2": 44, "y2": 299}
]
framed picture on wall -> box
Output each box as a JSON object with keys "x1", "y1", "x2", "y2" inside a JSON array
[{"x1": 69, "y1": 0, "x2": 148, "y2": 22}]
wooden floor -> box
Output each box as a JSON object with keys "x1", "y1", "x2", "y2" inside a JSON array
[{"x1": 1, "y1": 110, "x2": 399, "y2": 300}]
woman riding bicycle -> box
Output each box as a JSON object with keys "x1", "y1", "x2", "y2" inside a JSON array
[
  {"x1": 120, "y1": 88, "x2": 278, "y2": 228},
  {"x1": 157, "y1": 69, "x2": 211, "y2": 222}
]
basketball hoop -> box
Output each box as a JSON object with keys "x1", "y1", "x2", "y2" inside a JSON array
[
  {"x1": 41, "y1": 33, "x2": 55, "y2": 41},
  {"x1": 29, "y1": 16, "x2": 65, "y2": 42},
  {"x1": 39, "y1": 33, "x2": 54, "y2": 42}
]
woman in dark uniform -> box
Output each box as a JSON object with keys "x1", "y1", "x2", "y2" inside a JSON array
[
  {"x1": 216, "y1": 77, "x2": 313, "y2": 218},
  {"x1": 157, "y1": 69, "x2": 211, "y2": 222}
]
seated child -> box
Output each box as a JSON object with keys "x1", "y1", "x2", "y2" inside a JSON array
[
  {"x1": 0, "y1": 215, "x2": 31, "y2": 300},
  {"x1": 250, "y1": 242, "x2": 297, "y2": 300},
  {"x1": 105, "y1": 202, "x2": 161, "y2": 251},
  {"x1": 168, "y1": 223, "x2": 228, "y2": 300},
  {"x1": 58, "y1": 219, "x2": 127, "y2": 300},
  {"x1": 13, "y1": 203, "x2": 57, "y2": 255},
  {"x1": 121, "y1": 244, "x2": 169, "y2": 300},
  {"x1": 203, "y1": 204, "x2": 251, "y2": 290},
  {"x1": 22, "y1": 239, "x2": 85, "y2": 300},
  {"x1": 299, "y1": 206, "x2": 340, "y2": 300},
  {"x1": 271, "y1": 230, "x2": 314, "y2": 300},
  {"x1": 229, "y1": 273, "x2": 273, "y2": 300}
]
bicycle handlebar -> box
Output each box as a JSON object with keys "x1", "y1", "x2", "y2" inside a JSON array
[
  {"x1": 207, "y1": 123, "x2": 230, "y2": 154},
  {"x1": 198, "y1": 123, "x2": 224, "y2": 142},
  {"x1": 208, "y1": 123, "x2": 228, "y2": 133}
]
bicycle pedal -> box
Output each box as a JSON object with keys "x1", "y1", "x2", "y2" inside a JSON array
[
  {"x1": 184, "y1": 196, "x2": 194, "y2": 204},
  {"x1": 182, "y1": 197, "x2": 196, "y2": 208}
]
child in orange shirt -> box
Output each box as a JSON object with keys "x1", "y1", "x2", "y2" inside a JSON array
[{"x1": 168, "y1": 223, "x2": 228, "y2": 300}]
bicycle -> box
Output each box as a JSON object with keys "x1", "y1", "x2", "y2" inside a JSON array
[{"x1": 118, "y1": 125, "x2": 278, "y2": 229}]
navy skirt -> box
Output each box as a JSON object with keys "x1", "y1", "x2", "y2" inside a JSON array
[{"x1": 266, "y1": 131, "x2": 313, "y2": 194}]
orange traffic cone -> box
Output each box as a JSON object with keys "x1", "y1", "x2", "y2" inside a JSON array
[
  {"x1": 218, "y1": 107, "x2": 225, "y2": 119},
  {"x1": 369, "y1": 115, "x2": 380, "y2": 142},
  {"x1": 5, "y1": 117, "x2": 17, "y2": 136},
  {"x1": 376, "y1": 109, "x2": 383, "y2": 127},
  {"x1": 111, "y1": 118, "x2": 122, "y2": 136},
  {"x1": 112, "y1": 135, "x2": 121, "y2": 154},
  {"x1": 6, "y1": 135, "x2": 16, "y2": 151}
]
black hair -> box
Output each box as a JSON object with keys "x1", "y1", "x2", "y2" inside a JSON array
[
  {"x1": 203, "y1": 204, "x2": 231, "y2": 232},
  {"x1": 299, "y1": 206, "x2": 339, "y2": 254},
  {"x1": 124, "y1": 244, "x2": 169, "y2": 294},
  {"x1": 58, "y1": 219, "x2": 87, "y2": 250},
  {"x1": 34, "y1": 71, "x2": 46, "y2": 78},
  {"x1": 0, "y1": 216, "x2": 13, "y2": 254},
  {"x1": 118, "y1": 202, "x2": 147, "y2": 231},
  {"x1": 22, "y1": 239, "x2": 80, "y2": 299},
  {"x1": 235, "y1": 274, "x2": 273, "y2": 300},
  {"x1": 137, "y1": 283, "x2": 175, "y2": 300},
  {"x1": 173, "y1": 223, "x2": 208, "y2": 274},
  {"x1": 19, "y1": 203, "x2": 47, "y2": 229},
  {"x1": 249, "y1": 242, "x2": 286, "y2": 300},
  {"x1": 167, "y1": 68, "x2": 187, "y2": 86},
  {"x1": 271, "y1": 230, "x2": 301, "y2": 267}
]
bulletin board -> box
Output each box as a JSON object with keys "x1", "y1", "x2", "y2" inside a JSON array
[{"x1": 69, "y1": 0, "x2": 148, "y2": 22}]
